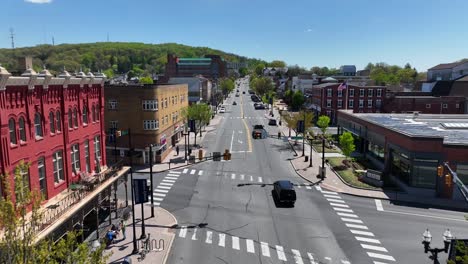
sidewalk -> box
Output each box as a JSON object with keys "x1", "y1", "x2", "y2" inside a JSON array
[
  {"x1": 106, "y1": 205, "x2": 177, "y2": 264},
  {"x1": 274, "y1": 106, "x2": 468, "y2": 211}
]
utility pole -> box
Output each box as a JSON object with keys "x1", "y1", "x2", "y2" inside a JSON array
[
  {"x1": 52, "y1": 37, "x2": 55, "y2": 46},
  {"x1": 9, "y1": 28, "x2": 15, "y2": 49}
]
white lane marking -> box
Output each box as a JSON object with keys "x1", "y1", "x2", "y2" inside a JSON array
[
  {"x1": 306, "y1": 186, "x2": 312, "y2": 190},
  {"x1": 154, "y1": 197, "x2": 164, "y2": 201},
  {"x1": 159, "y1": 182, "x2": 173, "y2": 187},
  {"x1": 154, "y1": 189, "x2": 169, "y2": 193},
  {"x1": 165, "y1": 177, "x2": 178, "y2": 180},
  {"x1": 198, "y1": 170, "x2": 203, "y2": 176},
  {"x1": 341, "y1": 217, "x2": 363, "y2": 223},
  {"x1": 258, "y1": 176, "x2": 263, "y2": 183},
  {"x1": 154, "y1": 193, "x2": 166, "y2": 197},
  {"x1": 153, "y1": 202, "x2": 160, "y2": 206},
  {"x1": 355, "y1": 236, "x2": 381, "y2": 244},
  {"x1": 361, "y1": 244, "x2": 388, "y2": 252},
  {"x1": 276, "y1": 245, "x2": 287, "y2": 261},
  {"x1": 218, "y1": 234, "x2": 225, "y2": 247},
  {"x1": 191, "y1": 228, "x2": 197, "y2": 240},
  {"x1": 169, "y1": 171, "x2": 181, "y2": 174},
  {"x1": 375, "y1": 199, "x2": 384, "y2": 211},
  {"x1": 373, "y1": 262, "x2": 389, "y2": 264},
  {"x1": 179, "y1": 227, "x2": 187, "y2": 238},
  {"x1": 350, "y1": 230, "x2": 375, "y2": 236},
  {"x1": 156, "y1": 185, "x2": 171, "y2": 190},
  {"x1": 307, "y1": 252, "x2": 318, "y2": 264},
  {"x1": 250, "y1": 175, "x2": 253, "y2": 181},
  {"x1": 327, "y1": 198, "x2": 345, "y2": 203},
  {"x1": 330, "y1": 203, "x2": 349, "y2": 208},
  {"x1": 162, "y1": 179, "x2": 176, "y2": 183},
  {"x1": 167, "y1": 174, "x2": 179, "y2": 177},
  {"x1": 324, "y1": 194, "x2": 341, "y2": 199},
  {"x1": 231, "y1": 173, "x2": 236, "y2": 179},
  {"x1": 324, "y1": 257, "x2": 332, "y2": 261},
  {"x1": 183, "y1": 169, "x2": 188, "y2": 174},
  {"x1": 333, "y1": 207, "x2": 354, "y2": 213},
  {"x1": 205, "y1": 231, "x2": 213, "y2": 244},
  {"x1": 246, "y1": 239, "x2": 255, "y2": 253},
  {"x1": 240, "y1": 174, "x2": 245, "y2": 180},
  {"x1": 315, "y1": 186, "x2": 322, "y2": 191},
  {"x1": 190, "y1": 169, "x2": 196, "y2": 175},
  {"x1": 232, "y1": 236, "x2": 240, "y2": 250},
  {"x1": 384, "y1": 209, "x2": 467, "y2": 222},
  {"x1": 291, "y1": 249, "x2": 304, "y2": 264},
  {"x1": 260, "y1": 242, "x2": 270, "y2": 257},
  {"x1": 346, "y1": 223, "x2": 368, "y2": 230},
  {"x1": 367, "y1": 252, "x2": 396, "y2": 261},
  {"x1": 321, "y1": 190, "x2": 338, "y2": 195},
  {"x1": 341, "y1": 261, "x2": 351, "y2": 264},
  {"x1": 230, "y1": 131, "x2": 235, "y2": 152}
]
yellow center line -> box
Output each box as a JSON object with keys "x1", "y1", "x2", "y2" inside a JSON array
[{"x1": 240, "y1": 91, "x2": 253, "y2": 152}]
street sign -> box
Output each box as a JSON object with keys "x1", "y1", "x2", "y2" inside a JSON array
[
  {"x1": 121, "y1": 130, "x2": 129, "y2": 136},
  {"x1": 134, "y1": 178, "x2": 149, "y2": 204}
]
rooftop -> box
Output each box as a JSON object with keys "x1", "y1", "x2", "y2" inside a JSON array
[
  {"x1": 428, "y1": 61, "x2": 467, "y2": 70},
  {"x1": 350, "y1": 112, "x2": 468, "y2": 145}
]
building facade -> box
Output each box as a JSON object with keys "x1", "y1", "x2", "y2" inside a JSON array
[
  {"x1": 164, "y1": 54, "x2": 227, "y2": 80},
  {"x1": 104, "y1": 84, "x2": 188, "y2": 164},
  {"x1": 427, "y1": 61, "x2": 468, "y2": 82},
  {"x1": 339, "y1": 65, "x2": 357, "y2": 76},
  {"x1": 383, "y1": 93, "x2": 466, "y2": 114},
  {"x1": 0, "y1": 66, "x2": 107, "y2": 202},
  {"x1": 167, "y1": 76, "x2": 212, "y2": 104}
]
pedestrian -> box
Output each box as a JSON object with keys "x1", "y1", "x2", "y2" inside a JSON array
[
  {"x1": 119, "y1": 219, "x2": 126, "y2": 240},
  {"x1": 176, "y1": 145, "x2": 180, "y2": 156}
]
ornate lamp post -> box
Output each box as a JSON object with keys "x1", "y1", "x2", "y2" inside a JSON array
[{"x1": 422, "y1": 228, "x2": 453, "y2": 264}]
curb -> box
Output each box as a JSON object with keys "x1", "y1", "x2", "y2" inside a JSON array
[
  {"x1": 159, "y1": 208, "x2": 177, "y2": 264},
  {"x1": 326, "y1": 162, "x2": 382, "y2": 192}
]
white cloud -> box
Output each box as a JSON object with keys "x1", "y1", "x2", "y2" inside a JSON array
[
  {"x1": 25, "y1": 0, "x2": 52, "y2": 4},
  {"x1": 304, "y1": 29, "x2": 314, "y2": 33}
]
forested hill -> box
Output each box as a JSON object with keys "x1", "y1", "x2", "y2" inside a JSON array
[{"x1": 0, "y1": 42, "x2": 265, "y2": 77}]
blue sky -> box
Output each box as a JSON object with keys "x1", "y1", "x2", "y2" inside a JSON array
[{"x1": 2, "y1": 0, "x2": 468, "y2": 71}]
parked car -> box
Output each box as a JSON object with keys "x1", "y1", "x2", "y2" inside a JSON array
[
  {"x1": 273, "y1": 180, "x2": 296, "y2": 206},
  {"x1": 233, "y1": 101, "x2": 237, "y2": 105},
  {"x1": 235, "y1": 93, "x2": 240, "y2": 97},
  {"x1": 242, "y1": 91, "x2": 246, "y2": 94},
  {"x1": 254, "y1": 103, "x2": 265, "y2": 110},
  {"x1": 219, "y1": 107, "x2": 226, "y2": 113}
]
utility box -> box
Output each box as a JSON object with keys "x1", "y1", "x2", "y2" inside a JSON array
[{"x1": 198, "y1": 149, "x2": 203, "y2": 160}]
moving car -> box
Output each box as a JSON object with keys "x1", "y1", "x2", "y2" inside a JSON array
[
  {"x1": 235, "y1": 93, "x2": 240, "y2": 97},
  {"x1": 254, "y1": 103, "x2": 265, "y2": 110},
  {"x1": 219, "y1": 107, "x2": 226, "y2": 113},
  {"x1": 252, "y1": 124, "x2": 266, "y2": 139},
  {"x1": 268, "y1": 119, "x2": 277, "y2": 126},
  {"x1": 273, "y1": 180, "x2": 296, "y2": 206},
  {"x1": 232, "y1": 101, "x2": 237, "y2": 105},
  {"x1": 242, "y1": 91, "x2": 246, "y2": 94}
]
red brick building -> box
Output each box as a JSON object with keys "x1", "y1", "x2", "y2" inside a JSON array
[
  {"x1": 382, "y1": 92, "x2": 466, "y2": 114},
  {"x1": 0, "y1": 66, "x2": 107, "y2": 202}
]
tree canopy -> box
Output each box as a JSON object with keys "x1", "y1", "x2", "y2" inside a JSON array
[
  {"x1": 366, "y1": 62, "x2": 420, "y2": 86},
  {"x1": 250, "y1": 76, "x2": 274, "y2": 97},
  {"x1": 219, "y1": 78, "x2": 235, "y2": 95},
  {"x1": 291, "y1": 90, "x2": 305, "y2": 111},
  {"x1": 339, "y1": 132, "x2": 355, "y2": 161},
  {"x1": 317, "y1": 115, "x2": 331, "y2": 135}
]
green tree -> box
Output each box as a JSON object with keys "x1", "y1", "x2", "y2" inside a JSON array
[
  {"x1": 254, "y1": 63, "x2": 265, "y2": 76},
  {"x1": 447, "y1": 240, "x2": 468, "y2": 264},
  {"x1": 268, "y1": 60, "x2": 286, "y2": 68},
  {"x1": 219, "y1": 78, "x2": 235, "y2": 96},
  {"x1": 181, "y1": 103, "x2": 212, "y2": 146},
  {"x1": 140, "y1": 76, "x2": 154, "y2": 84},
  {"x1": 238, "y1": 67, "x2": 248, "y2": 77},
  {"x1": 281, "y1": 110, "x2": 314, "y2": 144},
  {"x1": 291, "y1": 90, "x2": 305, "y2": 111},
  {"x1": 251, "y1": 77, "x2": 274, "y2": 97},
  {"x1": 339, "y1": 132, "x2": 355, "y2": 161},
  {"x1": 317, "y1": 115, "x2": 330, "y2": 135}
]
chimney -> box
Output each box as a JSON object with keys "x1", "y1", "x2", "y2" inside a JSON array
[{"x1": 17, "y1": 56, "x2": 33, "y2": 72}]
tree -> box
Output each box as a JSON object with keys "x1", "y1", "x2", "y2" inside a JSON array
[
  {"x1": 219, "y1": 78, "x2": 235, "y2": 96},
  {"x1": 139, "y1": 76, "x2": 154, "y2": 84},
  {"x1": 317, "y1": 115, "x2": 330, "y2": 135},
  {"x1": 282, "y1": 110, "x2": 314, "y2": 144},
  {"x1": 0, "y1": 161, "x2": 109, "y2": 264},
  {"x1": 268, "y1": 60, "x2": 286, "y2": 68},
  {"x1": 251, "y1": 77, "x2": 274, "y2": 97},
  {"x1": 339, "y1": 132, "x2": 355, "y2": 161},
  {"x1": 238, "y1": 67, "x2": 248, "y2": 77},
  {"x1": 181, "y1": 103, "x2": 212, "y2": 146},
  {"x1": 291, "y1": 90, "x2": 305, "y2": 111},
  {"x1": 283, "y1": 89, "x2": 294, "y2": 105},
  {"x1": 447, "y1": 240, "x2": 468, "y2": 264},
  {"x1": 254, "y1": 63, "x2": 265, "y2": 76}
]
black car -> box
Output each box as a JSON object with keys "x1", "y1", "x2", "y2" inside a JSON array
[
  {"x1": 268, "y1": 119, "x2": 277, "y2": 126},
  {"x1": 254, "y1": 103, "x2": 265, "y2": 110},
  {"x1": 242, "y1": 91, "x2": 246, "y2": 94},
  {"x1": 233, "y1": 101, "x2": 237, "y2": 105},
  {"x1": 273, "y1": 180, "x2": 296, "y2": 206}
]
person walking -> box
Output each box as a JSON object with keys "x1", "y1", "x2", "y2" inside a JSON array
[
  {"x1": 176, "y1": 145, "x2": 180, "y2": 156},
  {"x1": 119, "y1": 219, "x2": 127, "y2": 240}
]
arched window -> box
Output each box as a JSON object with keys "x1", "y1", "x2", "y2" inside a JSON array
[
  {"x1": 68, "y1": 109, "x2": 73, "y2": 129},
  {"x1": 18, "y1": 117, "x2": 26, "y2": 142},
  {"x1": 92, "y1": 105, "x2": 96, "y2": 122},
  {"x1": 73, "y1": 108, "x2": 78, "y2": 127},
  {"x1": 83, "y1": 106, "x2": 88, "y2": 124},
  {"x1": 95, "y1": 105, "x2": 100, "y2": 121},
  {"x1": 34, "y1": 113, "x2": 43, "y2": 138},
  {"x1": 49, "y1": 112, "x2": 55, "y2": 134},
  {"x1": 9, "y1": 118, "x2": 17, "y2": 145},
  {"x1": 56, "y1": 111, "x2": 61, "y2": 132}
]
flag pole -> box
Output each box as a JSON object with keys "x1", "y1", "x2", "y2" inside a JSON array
[{"x1": 345, "y1": 83, "x2": 348, "y2": 110}]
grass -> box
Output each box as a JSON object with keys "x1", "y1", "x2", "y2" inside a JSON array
[
  {"x1": 311, "y1": 140, "x2": 341, "y2": 153},
  {"x1": 327, "y1": 157, "x2": 379, "y2": 189}
]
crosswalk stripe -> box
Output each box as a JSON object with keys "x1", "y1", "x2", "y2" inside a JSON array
[
  {"x1": 276, "y1": 245, "x2": 287, "y2": 261},
  {"x1": 162, "y1": 179, "x2": 176, "y2": 183},
  {"x1": 306, "y1": 186, "x2": 312, "y2": 190},
  {"x1": 190, "y1": 169, "x2": 196, "y2": 175},
  {"x1": 327, "y1": 198, "x2": 345, "y2": 203},
  {"x1": 291, "y1": 249, "x2": 304, "y2": 264},
  {"x1": 231, "y1": 173, "x2": 236, "y2": 180},
  {"x1": 191, "y1": 228, "x2": 197, "y2": 240},
  {"x1": 350, "y1": 230, "x2": 374, "y2": 236},
  {"x1": 153, "y1": 202, "x2": 160, "y2": 206},
  {"x1": 355, "y1": 236, "x2": 381, "y2": 244},
  {"x1": 321, "y1": 190, "x2": 338, "y2": 195},
  {"x1": 333, "y1": 207, "x2": 354, "y2": 213},
  {"x1": 307, "y1": 252, "x2": 318, "y2": 264},
  {"x1": 258, "y1": 177, "x2": 263, "y2": 183},
  {"x1": 246, "y1": 239, "x2": 255, "y2": 253},
  {"x1": 324, "y1": 194, "x2": 341, "y2": 199},
  {"x1": 179, "y1": 227, "x2": 187, "y2": 238},
  {"x1": 250, "y1": 175, "x2": 254, "y2": 181},
  {"x1": 169, "y1": 171, "x2": 181, "y2": 174},
  {"x1": 232, "y1": 236, "x2": 240, "y2": 250},
  {"x1": 361, "y1": 244, "x2": 388, "y2": 252},
  {"x1": 167, "y1": 174, "x2": 179, "y2": 177},
  {"x1": 338, "y1": 213, "x2": 359, "y2": 218},
  {"x1": 330, "y1": 203, "x2": 349, "y2": 208},
  {"x1": 373, "y1": 261, "x2": 389, "y2": 264},
  {"x1": 198, "y1": 170, "x2": 203, "y2": 176},
  {"x1": 260, "y1": 242, "x2": 270, "y2": 257},
  {"x1": 367, "y1": 252, "x2": 395, "y2": 261},
  {"x1": 154, "y1": 189, "x2": 169, "y2": 193},
  {"x1": 156, "y1": 185, "x2": 171, "y2": 190},
  {"x1": 315, "y1": 186, "x2": 322, "y2": 191},
  {"x1": 165, "y1": 177, "x2": 178, "y2": 180},
  {"x1": 154, "y1": 193, "x2": 166, "y2": 197},
  {"x1": 346, "y1": 223, "x2": 368, "y2": 230},
  {"x1": 159, "y1": 182, "x2": 173, "y2": 187},
  {"x1": 205, "y1": 231, "x2": 213, "y2": 244},
  {"x1": 240, "y1": 174, "x2": 245, "y2": 180},
  {"x1": 218, "y1": 234, "x2": 225, "y2": 247},
  {"x1": 183, "y1": 169, "x2": 188, "y2": 174},
  {"x1": 154, "y1": 197, "x2": 164, "y2": 201}
]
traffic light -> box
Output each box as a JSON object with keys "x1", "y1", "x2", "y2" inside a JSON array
[
  {"x1": 437, "y1": 165, "x2": 444, "y2": 177},
  {"x1": 445, "y1": 174, "x2": 452, "y2": 186},
  {"x1": 115, "y1": 130, "x2": 122, "y2": 137}
]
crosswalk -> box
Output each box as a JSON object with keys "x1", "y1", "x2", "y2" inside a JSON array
[
  {"x1": 177, "y1": 227, "x2": 352, "y2": 264},
  {"x1": 315, "y1": 186, "x2": 396, "y2": 263},
  {"x1": 221, "y1": 116, "x2": 267, "y2": 119},
  {"x1": 146, "y1": 170, "x2": 182, "y2": 207}
]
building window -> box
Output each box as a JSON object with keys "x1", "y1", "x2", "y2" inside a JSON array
[
  {"x1": 96, "y1": 105, "x2": 100, "y2": 121},
  {"x1": 359, "y1": 99, "x2": 364, "y2": 108},
  {"x1": 349, "y1": 100, "x2": 354, "y2": 108},
  {"x1": 15, "y1": 166, "x2": 30, "y2": 201},
  {"x1": 377, "y1": 89, "x2": 382, "y2": 97},
  {"x1": 49, "y1": 112, "x2": 55, "y2": 134},
  {"x1": 73, "y1": 108, "x2": 78, "y2": 128},
  {"x1": 108, "y1": 99, "x2": 117, "y2": 110},
  {"x1": 9, "y1": 118, "x2": 17, "y2": 145},
  {"x1": 359, "y1": 89, "x2": 365, "y2": 97},
  {"x1": 456, "y1": 103, "x2": 460, "y2": 109},
  {"x1": 83, "y1": 106, "x2": 88, "y2": 124},
  {"x1": 19, "y1": 117, "x2": 26, "y2": 142},
  {"x1": 34, "y1": 113, "x2": 43, "y2": 138},
  {"x1": 443, "y1": 103, "x2": 448, "y2": 109},
  {"x1": 94, "y1": 136, "x2": 101, "y2": 162},
  {"x1": 84, "y1": 140, "x2": 91, "y2": 173},
  {"x1": 349, "y1": 89, "x2": 354, "y2": 97},
  {"x1": 71, "y1": 144, "x2": 80, "y2": 173},
  {"x1": 376, "y1": 99, "x2": 382, "y2": 108},
  {"x1": 368, "y1": 100, "x2": 373, "y2": 108},
  {"x1": 426, "y1": 104, "x2": 431, "y2": 109},
  {"x1": 110, "y1": 120, "x2": 118, "y2": 129},
  {"x1": 165, "y1": 115, "x2": 168, "y2": 124},
  {"x1": 56, "y1": 111, "x2": 61, "y2": 132},
  {"x1": 53, "y1": 150, "x2": 64, "y2": 184},
  {"x1": 142, "y1": 100, "x2": 158, "y2": 111},
  {"x1": 337, "y1": 89, "x2": 343, "y2": 97},
  {"x1": 368, "y1": 89, "x2": 373, "y2": 97},
  {"x1": 338, "y1": 100, "x2": 343, "y2": 108},
  {"x1": 38, "y1": 157, "x2": 47, "y2": 199},
  {"x1": 68, "y1": 109, "x2": 73, "y2": 129},
  {"x1": 92, "y1": 105, "x2": 96, "y2": 122},
  {"x1": 326, "y1": 99, "x2": 332, "y2": 108},
  {"x1": 327, "y1": 89, "x2": 332, "y2": 97},
  {"x1": 143, "y1": 120, "x2": 159, "y2": 130}
]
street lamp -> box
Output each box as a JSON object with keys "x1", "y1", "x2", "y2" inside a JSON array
[
  {"x1": 422, "y1": 228, "x2": 453, "y2": 263},
  {"x1": 146, "y1": 144, "x2": 155, "y2": 218},
  {"x1": 307, "y1": 135, "x2": 312, "y2": 167}
]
